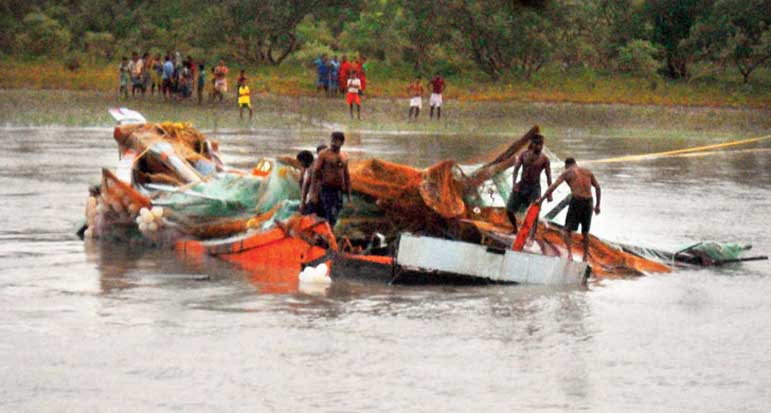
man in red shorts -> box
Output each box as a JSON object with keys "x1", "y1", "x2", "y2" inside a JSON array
[{"x1": 346, "y1": 70, "x2": 362, "y2": 120}]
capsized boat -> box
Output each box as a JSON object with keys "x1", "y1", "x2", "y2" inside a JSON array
[{"x1": 80, "y1": 111, "x2": 763, "y2": 292}]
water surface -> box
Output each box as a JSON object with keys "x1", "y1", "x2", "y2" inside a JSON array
[{"x1": 0, "y1": 125, "x2": 769, "y2": 412}]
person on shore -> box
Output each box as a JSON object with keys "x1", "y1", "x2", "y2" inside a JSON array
[
  {"x1": 407, "y1": 76, "x2": 424, "y2": 121},
  {"x1": 237, "y1": 72, "x2": 253, "y2": 120},
  {"x1": 297, "y1": 150, "x2": 318, "y2": 216},
  {"x1": 328, "y1": 56, "x2": 339, "y2": 97},
  {"x1": 118, "y1": 57, "x2": 130, "y2": 99},
  {"x1": 213, "y1": 60, "x2": 228, "y2": 103},
  {"x1": 339, "y1": 55, "x2": 351, "y2": 93},
  {"x1": 172, "y1": 54, "x2": 181, "y2": 95},
  {"x1": 501, "y1": 133, "x2": 552, "y2": 233},
  {"x1": 354, "y1": 56, "x2": 367, "y2": 94},
  {"x1": 186, "y1": 55, "x2": 196, "y2": 90},
  {"x1": 311, "y1": 132, "x2": 351, "y2": 229},
  {"x1": 429, "y1": 73, "x2": 445, "y2": 119},
  {"x1": 197, "y1": 63, "x2": 205, "y2": 104},
  {"x1": 537, "y1": 157, "x2": 601, "y2": 262},
  {"x1": 151, "y1": 54, "x2": 163, "y2": 96},
  {"x1": 316, "y1": 54, "x2": 329, "y2": 93},
  {"x1": 140, "y1": 52, "x2": 151, "y2": 96},
  {"x1": 128, "y1": 52, "x2": 139, "y2": 97},
  {"x1": 133, "y1": 52, "x2": 145, "y2": 96},
  {"x1": 346, "y1": 70, "x2": 362, "y2": 120},
  {"x1": 177, "y1": 62, "x2": 192, "y2": 99},
  {"x1": 162, "y1": 55, "x2": 174, "y2": 99},
  {"x1": 209, "y1": 66, "x2": 216, "y2": 101}
]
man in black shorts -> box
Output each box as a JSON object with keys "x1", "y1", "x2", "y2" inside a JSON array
[
  {"x1": 538, "y1": 157, "x2": 601, "y2": 262},
  {"x1": 501, "y1": 134, "x2": 552, "y2": 233}
]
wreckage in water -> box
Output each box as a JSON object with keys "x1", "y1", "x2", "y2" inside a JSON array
[{"x1": 79, "y1": 110, "x2": 764, "y2": 290}]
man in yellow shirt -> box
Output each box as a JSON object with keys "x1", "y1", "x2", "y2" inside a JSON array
[{"x1": 237, "y1": 71, "x2": 252, "y2": 120}]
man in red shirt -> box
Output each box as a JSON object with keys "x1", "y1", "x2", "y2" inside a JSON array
[
  {"x1": 338, "y1": 55, "x2": 352, "y2": 93},
  {"x1": 428, "y1": 73, "x2": 445, "y2": 119},
  {"x1": 354, "y1": 56, "x2": 366, "y2": 92}
]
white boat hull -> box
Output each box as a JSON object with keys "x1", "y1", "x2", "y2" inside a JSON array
[{"x1": 396, "y1": 234, "x2": 590, "y2": 286}]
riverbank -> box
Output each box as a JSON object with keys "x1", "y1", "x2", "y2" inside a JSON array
[
  {"x1": 1, "y1": 89, "x2": 770, "y2": 141},
  {"x1": 1, "y1": 59, "x2": 770, "y2": 109}
]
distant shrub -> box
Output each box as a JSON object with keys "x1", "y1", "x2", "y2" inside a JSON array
[
  {"x1": 616, "y1": 40, "x2": 660, "y2": 76},
  {"x1": 64, "y1": 54, "x2": 81, "y2": 72},
  {"x1": 83, "y1": 32, "x2": 115, "y2": 60},
  {"x1": 286, "y1": 41, "x2": 336, "y2": 68},
  {"x1": 15, "y1": 12, "x2": 71, "y2": 56}
]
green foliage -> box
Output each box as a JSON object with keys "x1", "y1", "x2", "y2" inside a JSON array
[
  {"x1": 83, "y1": 31, "x2": 115, "y2": 59},
  {"x1": 685, "y1": 0, "x2": 771, "y2": 83},
  {"x1": 15, "y1": 12, "x2": 72, "y2": 55},
  {"x1": 617, "y1": 40, "x2": 661, "y2": 75},
  {"x1": 645, "y1": 0, "x2": 713, "y2": 78},
  {"x1": 1, "y1": 0, "x2": 769, "y2": 87}
]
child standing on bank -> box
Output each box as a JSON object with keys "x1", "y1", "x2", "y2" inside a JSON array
[
  {"x1": 237, "y1": 72, "x2": 253, "y2": 120},
  {"x1": 118, "y1": 57, "x2": 130, "y2": 99}
]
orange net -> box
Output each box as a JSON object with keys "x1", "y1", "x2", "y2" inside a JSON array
[{"x1": 347, "y1": 144, "x2": 671, "y2": 278}]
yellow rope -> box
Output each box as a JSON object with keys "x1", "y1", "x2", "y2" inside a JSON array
[{"x1": 583, "y1": 135, "x2": 771, "y2": 165}]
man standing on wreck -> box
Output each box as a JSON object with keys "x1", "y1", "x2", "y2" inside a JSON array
[
  {"x1": 500, "y1": 134, "x2": 552, "y2": 233},
  {"x1": 311, "y1": 132, "x2": 351, "y2": 229},
  {"x1": 537, "y1": 158, "x2": 601, "y2": 262}
]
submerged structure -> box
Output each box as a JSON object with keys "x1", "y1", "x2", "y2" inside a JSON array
[{"x1": 80, "y1": 112, "x2": 761, "y2": 290}]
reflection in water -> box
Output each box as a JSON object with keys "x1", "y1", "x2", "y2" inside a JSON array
[{"x1": 0, "y1": 126, "x2": 769, "y2": 412}]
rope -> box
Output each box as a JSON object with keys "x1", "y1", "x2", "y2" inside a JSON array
[{"x1": 583, "y1": 135, "x2": 771, "y2": 165}]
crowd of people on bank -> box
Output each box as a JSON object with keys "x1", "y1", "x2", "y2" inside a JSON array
[
  {"x1": 117, "y1": 51, "x2": 447, "y2": 122},
  {"x1": 117, "y1": 52, "x2": 245, "y2": 106},
  {"x1": 313, "y1": 54, "x2": 447, "y2": 121}
]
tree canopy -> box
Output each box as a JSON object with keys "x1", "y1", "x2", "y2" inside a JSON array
[{"x1": 3, "y1": 0, "x2": 770, "y2": 82}]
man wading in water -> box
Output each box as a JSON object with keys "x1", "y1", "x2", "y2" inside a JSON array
[
  {"x1": 499, "y1": 134, "x2": 552, "y2": 233},
  {"x1": 311, "y1": 132, "x2": 351, "y2": 229},
  {"x1": 537, "y1": 157, "x2": 601, "y2": 262}
]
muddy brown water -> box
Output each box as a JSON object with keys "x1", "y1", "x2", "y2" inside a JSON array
[{"x1": 0, "y1": 125, "x2": 770, "y2": 411}]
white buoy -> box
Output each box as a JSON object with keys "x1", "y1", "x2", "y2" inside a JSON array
[
  {"x1": 150, "y1": 206, "x2": 164, "y2": 219},
  {"x1": 139, "y1": 207, "x2": 152, "y2": 220},
  {"x1": 147, "y1": 222, "x2": 158, "y2": 232},
  {"x1": 299, "y1": 263, "x2": 331, "y2": 284}
]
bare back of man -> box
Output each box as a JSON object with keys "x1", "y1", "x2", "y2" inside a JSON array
[
  {"x1": 562, "y1": 166, "x2": 595, "y2": 200},
  {"x1": 538, "y1": 158, "x2": 601, "y2": 262}
]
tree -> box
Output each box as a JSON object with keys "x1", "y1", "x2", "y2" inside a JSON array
[
  {"x1": 15, "y1": 12, "x2": 72, "y2": 56},
  {"x1": 686, "y1": 0, "x2": 771, "y2": 83},
  {"x1": 444, "y1": 0, "x2": 552, "y2": 79},
  {"x1": 645, "y1": 0, "x2": 713, "y2": 78},
  {"x1": 205, "y1": 0, "x2": 355, "y2": 66}
]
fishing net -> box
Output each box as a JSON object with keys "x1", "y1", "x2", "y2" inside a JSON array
[
  {"x1": 348, "y1": 159, "x2": 469, "y2": 235},
  {"x1": 152, "y1": 159, "x2": 301, "y2": 220}
]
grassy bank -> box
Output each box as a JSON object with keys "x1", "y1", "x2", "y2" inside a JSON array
[
  {"x1": 1, "y1": 89, "x2": 770, "y2": 142},
  {"x1": 1, "y1": 59, "x2": 770, "y2": 109}
]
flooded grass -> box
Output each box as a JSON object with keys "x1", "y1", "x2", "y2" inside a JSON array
[{"x1": 1, "y1": 89, "x2": 769, "y2": 141}]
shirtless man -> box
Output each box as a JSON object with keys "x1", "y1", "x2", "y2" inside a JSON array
[
  {"x1": 311, "y1": 132, "x2": 351, "y2": 228},
  {"x1": 499, "y1": 134, "x2": 552, "y2": 233},
  {"x1": 537, "y1": 157, "x2": 601, "y2": 262}
]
